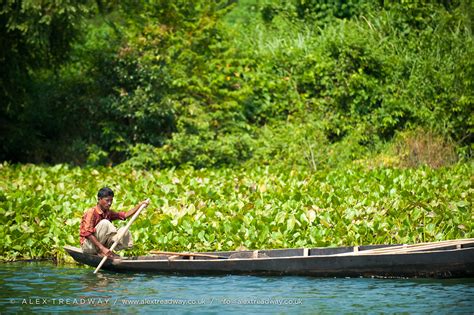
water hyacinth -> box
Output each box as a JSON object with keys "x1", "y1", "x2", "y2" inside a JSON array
[{"x1": 0, "y1": 162, "x2": 472, "y2": 261}]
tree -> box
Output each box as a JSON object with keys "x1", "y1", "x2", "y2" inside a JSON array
[{"x1": 0, "y1": 0, "x2": 92, "y2": 161}]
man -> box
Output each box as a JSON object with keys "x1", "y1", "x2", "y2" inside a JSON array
[{"x1": 80, "y1": 187, "x2": 150, "y2": 258}]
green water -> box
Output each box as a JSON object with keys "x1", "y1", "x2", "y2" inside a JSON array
[{"x1": 0, "y1": 262, "x2": 473, "y2": 314}]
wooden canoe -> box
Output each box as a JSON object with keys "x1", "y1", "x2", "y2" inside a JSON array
[{"x1": 64, "y1": 239, "x2": 474, "y2": 278}]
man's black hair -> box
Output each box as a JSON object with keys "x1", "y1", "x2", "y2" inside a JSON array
[{"x1": 97, "y1": 187, "x2": 114, "y2": 199}]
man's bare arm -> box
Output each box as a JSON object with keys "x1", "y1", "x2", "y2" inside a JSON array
[{"x1": 124, "y1": 200, "x2": 150, "y2": 219}]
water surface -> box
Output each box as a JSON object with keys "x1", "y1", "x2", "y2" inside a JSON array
[{"x1": 0, "y1": 262, "x2": 473, "y2": 314}]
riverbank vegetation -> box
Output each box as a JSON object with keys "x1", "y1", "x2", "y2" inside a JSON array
[
  {"x1": 0, "y1": 0, "x2": 472, "y2": 261},
  {"x1": 1, "y1": 161, "x2": 472, "y2": 261}
]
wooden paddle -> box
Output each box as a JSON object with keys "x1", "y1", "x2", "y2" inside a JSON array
[{"x1": 94, "y1": 199, "x2": 150, "y2": 274}]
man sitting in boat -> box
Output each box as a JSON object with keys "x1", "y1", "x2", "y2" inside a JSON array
[{"x1": 79, "y1": 187, "x2": 150, "y2": 258}]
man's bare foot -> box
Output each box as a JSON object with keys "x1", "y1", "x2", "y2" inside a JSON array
[
  {"x1": 98, "y1": 252, "x2": 121, "y2": 259},
  {"x1": 110, "y1": 252, "x2": 121, "y2": 258}
]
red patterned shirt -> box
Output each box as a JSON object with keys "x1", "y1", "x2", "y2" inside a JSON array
[{"x1": 79, "y1": 205, "x2": 126, "y2": 245}]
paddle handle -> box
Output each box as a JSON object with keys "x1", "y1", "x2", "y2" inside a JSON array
[{"x1": 94, "y1": 199, "x2": 150, "y2": 274}]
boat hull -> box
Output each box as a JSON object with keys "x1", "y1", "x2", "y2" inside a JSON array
[{"x1": 64, "y1": 244, "x2": 474, "y2": 278}]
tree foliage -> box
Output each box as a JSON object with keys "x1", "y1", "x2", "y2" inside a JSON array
[
  {"x1": 0, "y1": 0, "x2": 472, "y2": 167},
  {"x1": 0, "y1": 0, "x2": 92, "y2": 161}
]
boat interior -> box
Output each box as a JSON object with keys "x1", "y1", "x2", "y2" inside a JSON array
[{"x1": 66, "y1": 238, "x2": 473, "y2": 261}]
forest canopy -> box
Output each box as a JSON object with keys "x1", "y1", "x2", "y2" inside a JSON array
[{"x1": 1, "y1": 0, "x2": 472, "y2": 169}]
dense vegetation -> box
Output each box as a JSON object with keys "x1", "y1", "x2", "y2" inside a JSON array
[
  {"x1": 1, "y1": 0, "x2": 472, "y2": 166},
  {"x1": 0, "y1": 1, "x2": 472, "y2": 261},
  {"x1": 1, "y1": 161, "x2": 472, "y2": 261}
]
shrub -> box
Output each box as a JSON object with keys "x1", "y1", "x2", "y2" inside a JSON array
[{"x1": 393, "y1": 129, "x2": 458, "y2": 168}]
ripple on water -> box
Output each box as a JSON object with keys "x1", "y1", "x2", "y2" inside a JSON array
[{"x1": 0, "y1": 262, "x2": 473, "y2": 314}]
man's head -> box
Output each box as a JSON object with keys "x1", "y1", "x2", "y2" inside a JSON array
[{"x1": 97, "y1": 187, "x2": 114, "y2": 211}]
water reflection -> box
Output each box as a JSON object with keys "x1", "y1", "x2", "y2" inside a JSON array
[{"x1": 0, "y1": 262, "x2": 473, "y2": 314}]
